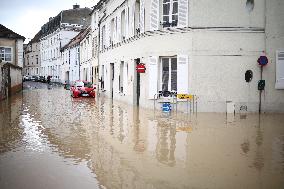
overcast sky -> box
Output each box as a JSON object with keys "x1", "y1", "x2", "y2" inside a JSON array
[{"x1": 0, "y1": 0, "x2": 99, "y2": 42}]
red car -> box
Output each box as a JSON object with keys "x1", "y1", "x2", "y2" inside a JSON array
[{"x1": 70, "y1": 80, "x2": 96, "y2": 98}]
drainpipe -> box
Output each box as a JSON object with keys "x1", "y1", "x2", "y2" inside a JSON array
[{"x1": 97, "y1": 22, "x2": 101, "y2": 94}]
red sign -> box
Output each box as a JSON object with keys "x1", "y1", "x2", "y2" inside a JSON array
[{"x1": 136, "y1": 63, "x2": 146, "y2": 73}]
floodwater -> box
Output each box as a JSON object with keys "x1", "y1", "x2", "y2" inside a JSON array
[{"x1": 0, "y1": 83, "x2": 284, "y2": 189}]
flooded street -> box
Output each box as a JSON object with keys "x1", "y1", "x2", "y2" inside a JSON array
[{"x1": 0, "y1": 82, "x2": 284, "y2": 189}]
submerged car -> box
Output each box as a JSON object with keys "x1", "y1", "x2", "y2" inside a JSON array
[{"x1": 70, "y1": 80, "x2": 96, "y2": 98}]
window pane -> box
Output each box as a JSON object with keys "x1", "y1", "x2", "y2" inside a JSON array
[
  {"x1": 162, "y1": 58, "x2": 169, "y2": 91},
  {"x1": 163, "y1": 16, "x2": 169, "y2": 23},
  {"x1": 5, "y1": 54, "x2": 11, "y2": 61},
  {"x1": 163, "y1": 3, "x2": 170, "y2": 15},
  {"x1": 172, "y1": 2, "x2": 178, "y2": 14},
  {"x1": 171, "y1": 58, "x2": 177, "y2": 91}
]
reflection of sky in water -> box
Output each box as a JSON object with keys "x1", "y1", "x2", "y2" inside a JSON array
[{"x1": 21, "y1": 108, "x2": 47, "y2": 152}]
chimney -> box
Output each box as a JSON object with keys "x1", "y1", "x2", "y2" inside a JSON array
[{"x1": 73, "y1": 4, "x2": 80, "y2": 9}]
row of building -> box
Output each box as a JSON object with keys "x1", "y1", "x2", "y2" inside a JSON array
[{"x1": 24, "y1": 0, "x2": 284, "y2": 113}]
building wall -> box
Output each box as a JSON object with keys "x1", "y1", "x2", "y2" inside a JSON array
[
  {"x1": 9, "y1": 65, "x2": 22, "y2": 95},
  {"x1": 263, "y1": 0, "x2": 284, "y2": 112},
  {"x1": 40, "y1": 29, "x2": 79, "y2": 83},
  {"x1": 0, "y1": 38, "x2": 16, "y2": 65},
  {"x1": 24, "y1": 41, "x2": 41, "y2": 76},
  {"x1": 80, "y1": 31, "x2": 93, "y2": 82}
]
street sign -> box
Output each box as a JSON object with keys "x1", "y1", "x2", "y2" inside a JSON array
[
  {"x1": 177, "y1": 94, "x2": 193, "y2": 99},
  {"x1": 136, "y1": 63, "x2": 146, "y2": 73},
  {"x1": 257, "y1": 56, "x2": 268, "y2": 66}
]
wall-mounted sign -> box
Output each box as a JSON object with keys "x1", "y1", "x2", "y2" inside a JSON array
[
  {"x1": 177, "y1": 94, "x2": 193, "y2": 99},
  {"x1": 258, "y1": 56, "x2": 268, "y2": 66},
  {"x1": 136, "y1": 63, "x2": 146, "y2": 73}
]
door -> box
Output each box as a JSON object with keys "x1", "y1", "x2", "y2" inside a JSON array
[
  {"x1": 135, "y1": 59, "x2": 141, "y2": 106},
  {"x1": 110, "y1": 63, "x2": 114, "y2": 98}
]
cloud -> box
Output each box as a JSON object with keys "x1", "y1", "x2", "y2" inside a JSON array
[{"x1": 0, "y1": 0, "x2": 99, "y2": 42}]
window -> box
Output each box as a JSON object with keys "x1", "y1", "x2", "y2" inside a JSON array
[
  {"x1": 101, "y1": 25, "x2": 106, "y2": 48},
  {"x1": 275, "y1": 51, "x2": 284, "y2": 89},
  {"x1": 121, "y1": 10, "x2": 126, "y2": 40},
  {"x1": 246, "y1": 0, "x2": 254, "y2": 12},
  {"x1": 0, "y1": 47, "x2": 12, "y2": 62},
  {"x1": 162, "y1": 0, "x2": 178, "y2": 27},
  {"x1": 160, "y1": 57, "x2": 177, "y2": 91}
]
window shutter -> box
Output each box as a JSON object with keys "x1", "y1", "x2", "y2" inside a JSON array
[
  {"x1": 123, "y1": 63, "x2": 128, "y2": 95},
  {"x1": 177, "y1": 55, "x2": 189, "y2": 94},
  {"x1": 178, "y1": 0, "x2": 188, "y2": 28},
  {"x1": 150, "y1": 0, "x2": 159, "y2": 31},
  {"x1": 275, "y1": 51, "x2": 284, "y2": 89},
  {"x1": 117, "y1": 15, "x2": 121, "y2": 42},
  {"x1": 105, "y1": 23, "x2": 109, "y2": 47},
  {"x1": 129, "y1": 3, "x2": 135, "y2": 37},
  {"x1": 140, "y1": 0, "x2": 145, "y2": 33},
  {"x1": 125, "y1": 7, "x2": 129, "y2": 38},
  {"x1": 148, "y1": 56, "x2": 158, "y2": 99}
]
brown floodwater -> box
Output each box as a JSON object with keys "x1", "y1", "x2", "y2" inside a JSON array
[{"x1": 0, "y1": 84, "x2": 284, "y2": 189}]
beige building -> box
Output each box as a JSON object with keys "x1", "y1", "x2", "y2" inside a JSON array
[
  {"x1": 24, "y1": 31, "x2": 41, "y2": 76},
  {"x1": 0, "y1": 24, "x2": 25, "y2": 100},
  {"x1": 90, "y1": 0, "x2": 284, "y2": 113}
]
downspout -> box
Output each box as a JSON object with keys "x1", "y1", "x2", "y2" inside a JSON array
[{"x1": 97, "y1": 20, "x2": 101, "y2": 94}]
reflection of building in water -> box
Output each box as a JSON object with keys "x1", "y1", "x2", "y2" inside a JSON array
[
  {"x1": 156, "y1": 121, "x2": 176, "y2": 166},
  {"x1": 0, "y1": 94, "x2": 23, "y2": 153}
]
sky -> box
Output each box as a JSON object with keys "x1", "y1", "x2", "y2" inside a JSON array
[{"x1": 0, "y1": 0, "x2": 99, "y2": 42}]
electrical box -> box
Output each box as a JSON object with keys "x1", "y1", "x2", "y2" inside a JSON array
[{"x1": 258, "y1": 80, "x2": 265, "y2": 90}]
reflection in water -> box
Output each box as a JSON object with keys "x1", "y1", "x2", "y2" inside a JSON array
[{"x1": 0, "y1": 87, "x2": 284, "y2": 189}]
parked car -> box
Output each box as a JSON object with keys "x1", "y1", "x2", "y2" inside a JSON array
[
  {"x1": 39, "y1": 76, "x2": 46, "y2": 83},
  {"x1": 30, "y1": 75, "x2": 40, "y2": 82},
  {"x1": 70, "y1": 80, "x2": 96, "y2": 98},
  {"x1": 23, "y1": 75, "x2": 29, "y2": 81}
]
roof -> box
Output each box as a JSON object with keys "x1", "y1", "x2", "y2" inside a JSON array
[
  {"x1": 90, "y1": 0, "x2": 107, "y2": 15},
  {"x1": 61, "y1": 27, "x2": 91, "y2": 51},
  {"x1": 61, "y1": 7, "x2": 92, "y2": 25},
  {"x1": 30, "y1": 30, "x2": 42, "y2": 43},
  {"x1": 0, "y1": 24, "x2": 25, "y2": 40},
  {"x1": 41, "y1": 7, "x2": 92, "y2": 37}
]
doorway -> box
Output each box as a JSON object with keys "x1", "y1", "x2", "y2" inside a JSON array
[
  {"x1": 110, "y1": 63, "x2": 114, "y2": 98},
  {"x1": 135, "y1": 59, "x2": 141, "y2": 106}
]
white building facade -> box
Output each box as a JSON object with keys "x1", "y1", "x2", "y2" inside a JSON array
[
  {"x1": 90, "y1": 0, "x2": 284, "y2": 113},
  {"x1": 79, "y1": 27, "x2": 93, "y2": 82},
  {"x1": 39, "y1": 5, "x2": 91, "y2": 83}
]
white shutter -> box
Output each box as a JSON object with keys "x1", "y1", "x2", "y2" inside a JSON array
[
  {"x1": 125, "y1": 7, "x2": 129, "y2": 38},
  {"x1": 178, "y1": 0, "x2": 188, "y2": 28},
  {"x1": 177, "y1": 55, "x2": 189, "y2": 94},
  {"x1": 140, "y1": 0, "x2": 145, "y2": 33},
  {"x1": 129, "y1": 3, "x2": 135, "y2": 37},
  {"x1": 150, "y1": 0, "x2": 159, "y2": 31},
  {"x1": 275, "y1": 51, "x2": 284, "y2": 89},
  {"x1": 106, "y1": 22, "x2": 110, "y2": 47},
  {"x1": 117, "y1": 15, "x2": 121, "y2": 42},
  {"x1": 148, "y1": 56, "x2": 158, "y2": 99},
  {"x1": 16, "y1": 39, "x2": 24, "y2": 67}
]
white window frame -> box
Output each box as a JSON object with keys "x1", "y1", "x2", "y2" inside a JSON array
[
  {"x1": 159, "y1": 56, "x2": 177, "y2": 92},
  {"x1": 162, "y1": 0, "x2": 178, "y2": 28},
  {"x1": 276, "y1": 50, "x2": 284, "y2": 89},
  {"x1": 0, "y1": 46, "x2": 13, "y2": 62}
]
